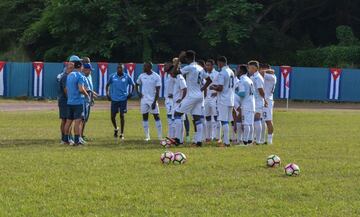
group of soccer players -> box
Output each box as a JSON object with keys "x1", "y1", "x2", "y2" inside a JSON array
[{"x1": 58, "y1": 50, "x2": 277, "y2": 147}]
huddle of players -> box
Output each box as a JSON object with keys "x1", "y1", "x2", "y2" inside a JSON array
[{"x1": 162, "y1": 50, "x2": 277, "y2": 147}]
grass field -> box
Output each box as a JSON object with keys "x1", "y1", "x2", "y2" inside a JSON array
[{"x1": 0, "y1": 107, "x2": 360, "y2": 216}]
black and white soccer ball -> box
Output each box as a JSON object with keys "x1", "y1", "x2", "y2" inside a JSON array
[
  {"x1": 266, "y1": 154, "x2": 281, "y2": 167},
  {"x1": 160, "y1": 138, "x2": 171, "y2": 148},
  {"x1": 172, "y1": 152, "x2": 187, "y2": 165},
  {"x1": 160, "y1": 151, "x2": 174, "y2": 164},
  {"x1": 284, "y1": 163, "x2": 300, "y2": 176}
]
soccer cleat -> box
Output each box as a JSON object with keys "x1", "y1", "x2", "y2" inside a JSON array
[
  {"x1": 205, "y1": 138, "x2": 212, "y2": 143},
  {"x1": 144, "y1": 137, "x2": 151, "y2": 141},
  {"x1": 68, "y1": 139, "x2": 75, "y2": 146},
  {"x1": 79, "y1": 137, "x2": 87, "y2": 144},
  {"x1": 119, "y1": 134, "x2": 124, "y2": 140},
  {"x1": 218, "y1": 143, "x2": 230, "y2": 148},
  {"x1": 114, "y1": 128, "x2": 119, "y2": 138},
  {"x1": 186, "y1": 136, "x2": 191, "y2": 143},
  {"x1": 190, "y1": 142, "x2": 202, "y2": 147}
]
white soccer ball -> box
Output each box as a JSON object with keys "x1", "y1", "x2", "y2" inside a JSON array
[
  {"x1": 172, "y1": 152, "x2": 187, "y2": 165},
  {"x1": 160, "y1": 139, "x2": 170, "y2": 148},
  {"x1": 266, "y1": 154, "x2": 281, "y2": 167},
  {"x1": 160, "y1": 151, "x2": 174, "y2": 164},
  {"x1": 284, "y1": 163, "x2": 300, "y2": 176}
]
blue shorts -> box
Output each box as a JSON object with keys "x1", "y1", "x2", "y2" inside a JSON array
[
  {"x1": 58, "y1": 102, "x2": 68, "y2": 119},
  {"x1": 83, "y1": 101, "x2": 91, "y2": 122},
  {"x1": 67, "y1": 104, "x2": 84, "y2": 120},
  {"x1": 111, "y1": 100, "x2": 127, "y2": 115}
]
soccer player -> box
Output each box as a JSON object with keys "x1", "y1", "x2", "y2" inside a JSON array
[
  {"x1": 164, "y1": 62, "x2": 175, "y2": 138},
  {"x1": 248, "y1": 60, "x2": 266, "y2": 145},
  {"x1": 235, "y1": 65, "x2": 255, "y2": 145},
  {"x1": 106, "y1": 63, "x2": 135, "y2": 139},
  {"x1": 260, "y1": 64, "x2": 277, "y2": 144},
  {"x1": 63, "y1": 55, "x2": 90, "y2": 146},
  {"x1": 58, "y1": 62, "x2": 74, "y2": 144},
  {"x1": 209, "y1": 56, "x2": 235, "y2": 147},
  {"x1": 81, "y1": 63, "x2": 98, "y2": 142},
  {"x1": 135, "y1": 62, "x2": 163, "y2": 141},
  {"x1": 172, "y1": 50, "x2": 212, "y2": 147},
  {"x1": 204, "y1": 59, "x2": 220, "y2": 142}
]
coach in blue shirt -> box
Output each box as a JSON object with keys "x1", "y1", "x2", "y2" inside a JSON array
[
  {"x1": 63, "y1": 55, "x2": 90, "y2": 145},
  {"x1": 106, "y1": 63, "x2": 135, "y2": 139}
]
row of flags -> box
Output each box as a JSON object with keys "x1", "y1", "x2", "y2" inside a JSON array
[{"x1": 0, "y1": 62, "x2": 346, "y2": 100}]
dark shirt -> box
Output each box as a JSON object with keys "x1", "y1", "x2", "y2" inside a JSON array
[{"x1": 58, "y1": 73, "x2": 68, "y2": 106}]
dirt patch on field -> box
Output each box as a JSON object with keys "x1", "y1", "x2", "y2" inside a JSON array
[{"x1": 0, "y1": 99, "x2": 359, "y2": 112}]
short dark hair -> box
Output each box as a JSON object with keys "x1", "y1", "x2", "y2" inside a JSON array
[
  {"x1": 206, "y1": 59, "x2": 215, "y2": 65},
  {"x1": 144, "y1": 61, "x2": 153, "y2": 68},
  {"x1": 238, "y1": 65, "x2": 248, "y2": 74},
  {"x1": 259, "y1": 63, "x2": 270, "y2": 69},
  {"x1": 117, "y1": 63, "x2": 123, "y2": 68},
  {"x1": 185, "y1": 50, "x2": 196, "y2": 61},
  {"x1": 74, "y1": 61, "x2": 82, "y2": 69},
  {"x1": 197, "y1": 59, "x2": 205, "y2": 67},
  {"x1": 82, "y1": 57, "x2": 91, "y2": 63},
  {"x1": 248, "y1": 60, "x2": 259, "y2": 68},
  {"x1": 217, "y1": 56, "x2": 227, "y2": 64}
]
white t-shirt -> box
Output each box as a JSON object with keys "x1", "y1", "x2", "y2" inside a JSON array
[
  {"x1": 237, "y1": 74, "x2": 255, "y2": 112},
  {"x1": 164, "y1": 73, "x2": 174, "y2": 99},
  {"x1": 173, "y1": 74, "x2": 187, "y2": 102},
  {"x1": 251, "y1": 71, "x2": 264, "y2": 101},
  {"x1": 136, "y1": 71, "x2": 161, "y2": 104},
  {"x1": 217, "y1": 66, "x2": 235, "y2": 107},
  {"x1": 264, "y1": 73, "x2": 277, "y2": 100},
  {"x1": 180, "y1": 62, "x2": 209, "y2": 99},
  {"x1": 206, "y1": 69, "x2": 219, "y2": 101}
]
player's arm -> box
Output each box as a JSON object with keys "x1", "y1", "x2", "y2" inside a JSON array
[
  {"x1": 78, "y1": 83, "x2": 90, "y2": 100},
  {"x1": 200, "y1": 71, "x2": 212, "y2": 92},
  {"x1": 106, "y1": 77, "x2": 112, "y2": 101},
  {"x1": 258, "y1": 87, "x2": 267, "y2": 107},
  {"x1": 210, "y1": 73, "x2": 223, "y2": 92},
  {"x1": 152, "y1": 86, "x2": 160, "y2": 109}
]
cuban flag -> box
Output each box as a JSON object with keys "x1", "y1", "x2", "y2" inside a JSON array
[
  {"x1": 98, "y1": 62, "x2": 108, "y2": 96},
  {"x1": 328, "y1": 68, "x2": 342, "y2": 100},
  {"x1": 158, "y1": 64, "x2": 165, "y2": 98},
  {"x1": 0, "y1": 61, "x2": 6, "y2": 96},
  {"x1": 279, "y1": 66, "x2": 292, "y2": 99},
  {"x1": 125, "y1": 63, "x2": 136, "y2": 94},
  {"x1": 33, "y1": 62, "x2": 44, "y2": 97}
]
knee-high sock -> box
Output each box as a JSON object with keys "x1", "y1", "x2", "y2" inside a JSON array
[
  {"x1": 216, "y1": 121, "x2": 221, "y2": 140},
  {"x1": 171, "y1": 119, "x2": 176, "y2": 138},
  {"x1": 236, "y1": 122, "x2": 242, "y2": 143},
  {"x1": 155, "y1": 120, "x2": 163, "y2": 140},
  {"x1": 267, "y1": 134, "x2": 273, "y2": 144},
  {"x1": 243, "y1": 125, "x2": 250, "y2": 142},
  {"x1": 260, "y1": 120, "x2": 266, "y2": 143},
  {"x1": 142, "y1": 121, "x2": 150, "y2": 139},
  {"x1": 202, "y1": 120, "x2": 206, "y2": 141},
  {"x1": 174, "y1": 118, "x2": 183, "y2": 140},
  {"x1": 254, "y1": 120, "x2": 262, "y2": 144},
  {"x1": 206, "y1": 120, "x2": 212, "y2": 139},
  {"x1": 179, "y1": 121, "x2": 184, "y2": 143},
  {"x1": 195, "y1": 120, "x2": 203, "y2": 143},
  {"x1": 231, "y1": 122, "x2": 236, "y2": 142},
  {"x1": 211, "y1": 121, "x2": 217, "y2": 139},
  {"x1": 167, "y1": 116, "x2": 174, "y2": 138},
  {"x1": 184, "y1": 116, "x2": 190, "y2": 136},
  {"x1": 222, "y1": 122, "x2": 230, "y2": 145},
  {"x1": 249, "y1": 124, "x2": 254, "y2": 141}
]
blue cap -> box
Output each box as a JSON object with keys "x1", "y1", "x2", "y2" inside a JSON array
[
  {"x1": 83, "y1": 63, "x2": 94, "y2": 70},
  {"x1": 69, "y1": 55, "x2": 82, "y2": 62}
]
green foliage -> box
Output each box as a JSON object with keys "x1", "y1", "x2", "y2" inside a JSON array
[{"x1": 336, "y1": 25, "x2": 359, "y2": 46}]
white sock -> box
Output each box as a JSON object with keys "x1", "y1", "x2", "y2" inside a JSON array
[
  {"x1": 174, "y1": 118, "x2": 183, "y2": 140},
  {"x1": 179, "y1": 122, "x2": 184, "y2": 143},
  {"x1": 249, "y1": 125, "x2": 253, "y2": 142},
  {"x1": 243, "y1": 125, "x2": 250, "y2": 142},
  {"x1": 254, "y1": 120, "x2": 262, "y2": 144},
  {"x1": 171, "y1": 119, "x2": 176, "y2": 138},
  {"x1": 211, "y1": 121, "x2": 217, "y2": 139},
  {"x1": 236, "y1": 122, "x2": 242, "y2": 143},
  {"x1": 268, "y1": 134, "x2": 273, "y2": 144},
  {"x1": 142, "y1": 121, "x2": 150, "y2": 139},
  {"x1": 167, "y1": 117, "x2": 173, "y2": 138},
  {"x1": 231, "y1": 123, "x2": 236, "y2": 142},
  {"x1": 202, "y1": 120, "x2": 206, "y2": 141},
  {"x1": 206, "y1": 120, "x2": 212, "y2": 139},
  {"x1": 195, "y1": 120, "x2": 203, "y2": 143},
  {"x1": 155, "y1": 120, "x2": 163, "y2": 140},
  {"x1": 216, "y1": 121, "x2": 221, "y2": 140},
  {"x1": 260, "y1": 120, "x2": 266, "y2": 143},
  {"x1": 222, "y1": 122, "x2": 230, "y2": 145}
]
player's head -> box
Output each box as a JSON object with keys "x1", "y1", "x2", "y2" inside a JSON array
[
  {"x1": 69, "y1": 55, "x2": 83, "y2": 70},
  {"x1": 259, "y1": 63, "x2": 270, "y2": 76},
  {"x1": 197, "y1": 59, "x2": 205, "y2": 69},
  {"x1": 66, "y1": 62, "x2": 74, "y2": 74},
  {"x1": 83, "y1": 63, "x2": 93, "y2": 76},
  {"x1": 82, "y1": 57, "x2": 91, "y2": 64},
  {"x1": 217, "y1": 56, "x2": 227, "y2": 69},
  {"x1": 184, "y1": 50, "x2": 196, "y2": 64},
  {"x1": 164, "y1": 62, "x2": 173, "y2": 73},
  {"x1": 205, "y1": 59, "x2": 215, "y2": 72},
  {"x1": 238, "y1": 64, "x2": 248, "y2": 77},
  {"x1": 117, "y1": 63, "x2": 124, "y2": 75},
  {"x1": 143, "y1": 61, "x2": 153, "y2": 73},
  {"x1": 247, "y1": 60, "x2": 259, "y2": 74}
]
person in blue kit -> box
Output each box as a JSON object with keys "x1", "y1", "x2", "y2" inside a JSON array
[
  {"x1": 63, "y1": 55, "x2": 90, "y2": 146},
  {"x1": 106, "y1": 63, "x2": 135, "y2": 139},
  {"x1": 81, "y1": 62, "x2": 98, "y2": 142}
]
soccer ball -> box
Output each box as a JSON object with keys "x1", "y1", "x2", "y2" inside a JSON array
[
  {"x1": 172, "y1": 152, "x2": 187, "y2": 165},
  {"x1": 284, "y1": 163, "x2": 300, "y2": 176},
  {"x1": 160, "y1": 139, "x2": 171, "y2": 148},
  {"x1": 266, "y1": 154, "x2": 281, "y2": 167},
  {"x1": 160, "y1": 151, "x2": 174, "y2": 164}
]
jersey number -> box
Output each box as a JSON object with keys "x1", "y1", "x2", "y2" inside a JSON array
[
  {"x1": 197, "y1": 73, "x2": 202, "y2": 85},
  {"x1": 228, "y1": 76, "x2": 234, "y2": 88}
]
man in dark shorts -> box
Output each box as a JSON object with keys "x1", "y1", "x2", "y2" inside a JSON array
[{"x1": 106, "y1": 63, "x2": 135, "y2": 139}]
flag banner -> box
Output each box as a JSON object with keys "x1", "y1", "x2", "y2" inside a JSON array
[
  {"x1": 328, "y1": 68, "x2": 342, "y2": 100},
  {"x1": 158, "y1": 64, "x2": 165, "y2": 98},
  {"x1": 98, "y1": 62, "x2": 108, "y2": 96},
  {"x1": 279, "y1": 66, "x2": 292, "y2": 99},
  {"x1": 33, "y1": 62, "x2": 44, "y2": 97},
  {"x1": 0, "y1": 61, "x2": 6, "y2": 96},
  {"x1": 125, "y1": 63, "x2": 136, "y2": 95}
]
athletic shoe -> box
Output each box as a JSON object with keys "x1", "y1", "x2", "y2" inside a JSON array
[
  {"x1": 186, "y1": 136, "x2": 191, "y2": 143},
  {"x1": 190, "y1": 142, "x2": 202, "y2": 148},
  {"x1": 144, "y1": 137, "x2": 151, "y2": 141},
  {"x1": 217, "y1": 143, "x2": 230, "y2": 148},
  {"x1": 205, "y1": 138, "x2": 212, "y2": 143},
  {"x1": 114, "y1": 128, "x2": 119, "y2": 138},
  {"x1": 119, "y1": 134, "x2": 124, "y2": 140},
  {"x1": 68, "y1": 139, "x2": 75, "y2": 145},
  {"x1": 79, "y1": 137, "x2": 87, "y2": 144}
]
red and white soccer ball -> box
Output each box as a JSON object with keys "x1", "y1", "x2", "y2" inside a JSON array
[
  {"x1": 284, "y1": 163, "x2": 300, "y2": 176},
  {"x1": 160, "y1": 139, "x2": 171, "y2": 148},
  {"x1": 172, "y1": 152, "x2": 187, "y2": 165},
  {"x1": 266, "y1": 154, "x2": 281, "y2": 167},
  {"x1": 160, "y1": 151, "x2": 174, "y2": 164}
]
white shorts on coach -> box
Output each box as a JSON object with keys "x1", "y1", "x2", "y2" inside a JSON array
[
  {"x1": 263, "y1": 99, "x2": 274, "y2": 121},
  {"x1": 218, "y1": 104, "x2": 233, "y2": 122},
  {"x1": 242, "y1": 110, "x2": 255, "y2": 126},
  {"x1": 141, "y1": 100, "x2": 159, "y2": 114},
  {"x1": 204, "y1": 98, "x2": 217, "y2": 117},
  {"x1": 176, "y1": 96, "x2": 203, "y2": 116}
]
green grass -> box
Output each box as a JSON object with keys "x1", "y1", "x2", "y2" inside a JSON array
[{"x1": 0, "y1": 108, "x2": 360, "y2": 217}]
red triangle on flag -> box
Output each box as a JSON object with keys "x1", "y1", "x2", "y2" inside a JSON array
[
  {"x1": 98, "y1": 62, "x2": 108, "y2": 76},
  {"x1": 280, "y1": 66, "x2": 292, "y2": 80},
  {"x1": 158, "y1": 64, "x2": 165, "y2": 77},
  {"x1": 33, "y1": 62, "x2": 44, "y2": 77},
  {"x1": 126, "y1": 63, "x2": 136, "y2": 76},
  {"x1": 330, "y1": 68, "x2": 342, "y2": 80},
  {"x1": 0, "y1": 61, "x2": 5, "y2": 72}
]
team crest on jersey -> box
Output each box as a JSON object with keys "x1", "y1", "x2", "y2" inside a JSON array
[{"x1": 122, "y1": 78, "x2": 126, "y2": 82}]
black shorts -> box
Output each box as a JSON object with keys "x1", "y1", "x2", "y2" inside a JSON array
[
  {"x1": 58, "y1": 103, "x2": 68, "y2": 119},
  {"x1": 111, "y1": 100, "x2": 127, "y2": 115},
  {"x1": 67, "y1": 104, "x2": 84, "y2": 120},
  {"x1": 83, "y1": 101, "x2": 91, "y2": 122}
]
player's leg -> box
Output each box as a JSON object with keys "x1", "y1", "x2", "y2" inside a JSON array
[
  {"x1": 242, "y1": 110, "x2": 254, "y2": 145},
  {"x1": 150, "y1": 102, "x2": 162, "y2": 140},
  {"x1": 111, "y1": 101, "x2": 119, "y2": 138},
  {"x1": 218, "y1": 105, "x2": 232, "y2": 147},
  {"x1": 254, "y1": 112, "x2": 262, "y2": 144},
  {"x1": 264, "y1": 100, "x2": 274, "y2": 144},
  {"x1": 184, "y1": 114, "x2": 190, "y2": 142},
  {"x1": 72, "y1": 105, "x2": 84, "y2": 145},
  {"x1": 119, "y1": 100, "x2": 128, "y2": 139},
  {"x1": 141, "y1": 101, "x2": 151, "y2": 140},
  {"x1": 205, "y1": 116, "x2": 212, "y2": 141},
  {"x1": 191, "y1": 99, "x2": 205, "y2": 146},
  {"x1": 235, "y1": 111, "x2": 243, "y2": 144},
  {"x1": 165, "y1": 99, "x2": 174, "y2": 138}
]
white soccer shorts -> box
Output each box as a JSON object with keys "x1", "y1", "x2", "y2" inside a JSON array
[
  {"x1": 242, "y1": 110, "x2": 255, "y2": 126},
  {"x1": 204, "y1": 99, "x2": 217, "y2": 117},
  {"x1": 140, "y1": 100, "x2": 159, "y2": 114},
  {"x1": 165, "y1": 98, "x2": 173, "y2": 115},
  {"x1": 263, "y1": 100, "x2": 274, "y2": 121},
  {"x1": 255, "y1": 99, "x2": 264, "y2": 114},
  {"x1": 218, "y1": 104, "x2": 233, "y2": 122},
  {"x1": 175, "y1": 96, "x2": 203, "y2": 116}
]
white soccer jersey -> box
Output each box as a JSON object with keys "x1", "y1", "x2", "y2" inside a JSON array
[
  {"x1": 206, "y1": 69, "x2": 219, "y2": 101},
  {"x1": 217, "y1": 66, "x2": 235, "y2": 107},
  {"x1": 264, "y1": 73, "x2": 277, "y2": 100},
  {"x1": 136, "y1": 71, "x2": 161, "y2": 104},
  {"x1": 251, "y1": 71, "x2": 264, "y2": 101},
  {"x1": 173, "y1": 74, "x2": 187, "y2": 102},
  {"x1": 164, "y1": 73, "x2": 174, "y2": 99},
  {"x1": 180, "y1": 62, "x2": 209, "y2": 99},
  {"x1": 237, "y1": 74, "x2": 255, "y2": 112}
]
